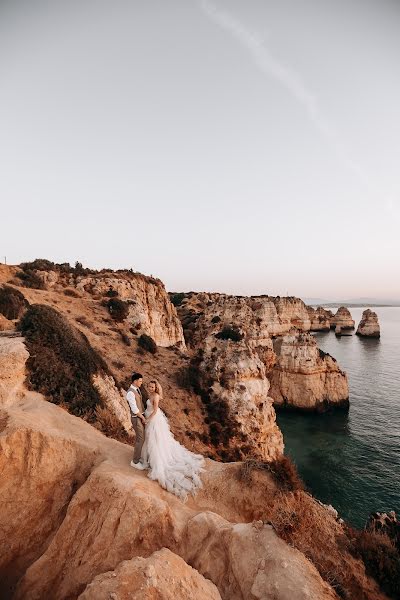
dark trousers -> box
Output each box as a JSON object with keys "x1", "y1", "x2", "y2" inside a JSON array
[{"x1": 132, "y1": 417, "x2": 144, "y2": 463}]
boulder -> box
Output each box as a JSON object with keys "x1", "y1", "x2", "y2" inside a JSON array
[{"x1": 78, "y1": 548, "x2": 222, "y2": 600}]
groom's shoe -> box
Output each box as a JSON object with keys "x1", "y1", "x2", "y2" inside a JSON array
[{"x1": 130, "y1": 460, "x2": 145, "y2": 470}]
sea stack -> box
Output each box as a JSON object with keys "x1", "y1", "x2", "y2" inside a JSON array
[
  {"x1": 330, "y1": 307, "x2": 355, "y2": 330},
  {"x1": 356, "y1": 309, "x2": 380, "y2": 338}
]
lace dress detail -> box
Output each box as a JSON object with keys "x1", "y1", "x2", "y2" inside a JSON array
[{"x1": 141, "y1": 398, "x2": 204, "y2": 500}]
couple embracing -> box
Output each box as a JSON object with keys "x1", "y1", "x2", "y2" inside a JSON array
[{"x1": 126, "y1": 373, "x2": 204, "y2": 500}]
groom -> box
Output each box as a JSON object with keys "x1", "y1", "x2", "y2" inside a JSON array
[{"x1": 126, "y1": 372, "x2": 147, "y2": 470}]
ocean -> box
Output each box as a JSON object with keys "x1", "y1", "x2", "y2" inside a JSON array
[{"x1": 276, "y1": 307, "x2": 400, "y2": 529}]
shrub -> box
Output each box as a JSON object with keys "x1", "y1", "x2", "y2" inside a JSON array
[
  {"x1": 215, "y1": 326, "x2": 243, "y2": 342},
  {"x1": 239, "y1": 456, "x2": 304, "y2": 492},
  {"x1": 120, "y1": 332, "x2": 131, "y2": 346},
  {"x1": 105, "y1": 286, "x2": 119, "y2": 298},
  {"x1": 75, "y1": 315, "x2": 91, "y2": 328},
  {"x1": 170, "y1": 292, "x2": 186, "y2": 307},
  {"x1": 107, "y1": 298, "x2": 129, "y2": 322},
  {"x1": 63, "y1": 288, "x2": 81, "y2": 298},
  {"x1": 95, "y1": 406, "x2": 133, "y2": 445},
  {"x1": 347, "y1": 528, "x2": 400, "y2": 598},
  {"x1": 19, "y1": 304, "x2": 108, "y2": 416},
  {"x1": 16, "y1": 269, "x2": 45, "y2": 290},
  {"x1": 211, "y1": 315, "x2": 221, "y2": 324},
  {"x1": 20, "y1": 258, "x2": 55, "y2": 272},
  {"x1": 0, "y1": 285, "x2": 27, "y2": 320},
  {"x1": 138, "y1": 333, "x2": 157, "y2": 354}
]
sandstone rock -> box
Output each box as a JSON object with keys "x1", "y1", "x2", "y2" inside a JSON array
[
  {"x1": 356, "y1": 309, "x2": 380, "y2": 338},
  {"x1": 269, "y1": 333, "x2": 349, "y2": 411},
  {"x1": 92, "y1": 373, "x2": 132, "y2": 433},
  {"x1": 330, "y1": 306, "x2": 355, "y2": 330},
  {"x1": 77, "y1": 275, "x2": 185, "y2": 348},
  {"x1": 16, "y1": 268, "x2": 185, "y2": 348},
  {"x1": 0, "y1": 313, "x2": 13, "y2": 331},
  {"x1": 194, "y1": 336, "x2": 284, "y2": 461},
  {"x1": 0, "y1": 336, "x2": 28, "y2": 407},
  {"x1": 78, "y1": 548, "x2": 222, "y2": 600},
  {"x1": 176, "y1": 293, "x2": 312, "y2": 350},
  {"x1": 307, "y1": 306, "x2": 332, "y2": 331},
  {"x1": 183, "y1": 512, "x2": 337, "y2": 600}
]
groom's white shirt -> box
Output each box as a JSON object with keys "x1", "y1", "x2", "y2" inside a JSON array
[{"x1": 126, "y1": 385, "x2": 141, "y2": 415}]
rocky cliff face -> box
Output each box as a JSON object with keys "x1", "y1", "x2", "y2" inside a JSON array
[
  {"x1": 34, "y1": 269, "x2": 185, "y2": 348},
  {"x1": 175, "y1": 293, "x2": 349, "y2": 413},
  {"x1": 356, "y1": 309, "x2": 381, "y2": 338},
  {"x1": 307, "y1": 306, "x2": 333, "y2": 331},
  {"x1": 193, "y1": 337, "x2": 284, "y2": 461},
  {"x1": 330, "y1": 306, "x2": 355, "y2": 330},
  {"x1": 268, "y1": 333, "x2": 349, "y2": 411}
]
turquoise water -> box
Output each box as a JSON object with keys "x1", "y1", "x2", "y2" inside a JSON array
[{"x1": 276, "y1": 307, "x2": 400, "y2": 528}]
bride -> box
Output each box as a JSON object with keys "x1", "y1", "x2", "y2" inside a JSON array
[{"x1": 140, "y1": 379, "x2": 205, "y2": 500}]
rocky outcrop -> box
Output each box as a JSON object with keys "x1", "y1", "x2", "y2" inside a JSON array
[
  {"x1": 78, "y1": 548, "x2": 222, "y2": 600},
  {"x1": 269, "y1": 332, "x2": 349, "y2": 412},
  {"x1": 307, "y1": 306, "x2": 333, "y2": 331},
  {"x1": 92, "y1": 373, "x2": 132, "y2": 433},
  {"x1": 193, "y1": 337, "x2": 284, "y2": 461},
  {"x1": 29, "y1": 268, "x2": 186, "y2": 348},
  {"x1": 330, "y1": 307, "x2": 355, "y2": 330},
  {"x1": 183, "y1": 513, "x2": 337, "y2": 600},
  {"x1": 176, "y1": 293, "x2": 313, "y2": 349},
  {"x1": 356, "y1": 309, "x2": 380, "y2": 338}
]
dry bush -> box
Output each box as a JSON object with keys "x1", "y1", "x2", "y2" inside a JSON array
[
  {"x1": 239, "y1": 456, "x2": 304, "y2": 492},
  {"x1": 138, "y1": 333, "x2": 157, "y2": 354},
  {"x1": 347, "y1": 527, "x2": 400, "y2": 599},
  {"x1": 264, "y1": 491, "x2": 386, "y2": 600},
  {"x1": 119, "y1": 331, "x2": 131, "y2": 346},
  {"x1": 215, "y1": 325, "x2": 243, "y2": 342},
  {"x1": 16, "y1": 269, "x2": 45, "y2": 290},
  {"x1": 0, "y1": 285, "x2": 27, "y2": 320},
  {"x1": 19, "y1": 304, "x2": 108, "y2": 417},
  {"x1": 112, "y1": 360, "x2": 125, "y2": 370},
  {"x1": 76, "y1": 315, "x2": 92, "y2": 328},
  {"x1": 64, "y1": 288, "x2": 81, "y2": 298},
  {"x1": 107, "y1": 298, "x2": 129, "y2": 322},
  {"x1": 95, "y1": 406, "x2": 133, "y2": 445}
]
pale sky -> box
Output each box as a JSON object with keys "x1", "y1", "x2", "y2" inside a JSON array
[{"x1": 1, "y1": 0, "x2": 399, "y2": 299}]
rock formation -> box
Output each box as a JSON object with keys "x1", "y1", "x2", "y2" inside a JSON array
[
  {"x1": 268, "y1": 332, "x2": 349, "y2": 411},
  {"x1": 356, "y1": 309, "x2": 380, "y2": 338},
  {"x1": 78, "y1": 548, "x2": 222, "y2": 600},
  {"x1": 307, "y1": 306, "x2": 333, "y2": 331},
  {"x1": 22, "y1": 266, "x2": 186, "y2": 348},
  {"x1": 330, "y1": 306, "x2": 355, "y2": 330},
  {"x1": 193, "y1": 336, "x2": 284, "y2": 461},
  {"x1": 176, "y1": 293, "x2": 313, "y2": 348}
]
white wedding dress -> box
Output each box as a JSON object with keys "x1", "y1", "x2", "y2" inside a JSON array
[{"x1": 141, "y1": 397, "x2": 205, "y2": 500}]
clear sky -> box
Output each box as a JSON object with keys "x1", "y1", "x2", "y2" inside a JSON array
[{"x1": 1, "y1": 0, "x2": 399, "y2": 299}]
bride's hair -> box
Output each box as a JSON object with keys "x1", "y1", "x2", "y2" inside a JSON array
[{"x1": 149, "y1": 379, "x2": 163, "y2": 398}]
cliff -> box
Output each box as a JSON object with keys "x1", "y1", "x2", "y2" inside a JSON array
[
  {"x1": 0, "y1": 335, "x2": 387, "y2": 600},
  {"x1": 19, "y1": 264, "x2": 186, "y2": 348},
  {"x1": 175, "y1": 293, "x2": 349, "y2": 413}
]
